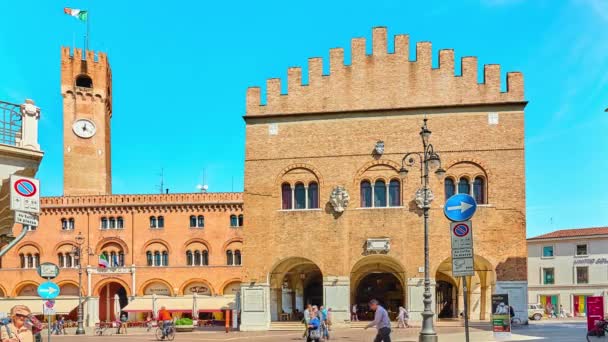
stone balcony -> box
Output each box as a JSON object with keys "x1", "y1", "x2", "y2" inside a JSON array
[{"x1": 0, "y1": 100, "x2": 43, "y2": 238}]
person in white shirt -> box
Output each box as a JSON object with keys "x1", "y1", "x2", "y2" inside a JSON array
[
  {"x1": 397, "y1": 306, "x2": 410, "y2": 328},
  {"x1": 352, "y1": 304, "x2": 358, "y2": 321}
]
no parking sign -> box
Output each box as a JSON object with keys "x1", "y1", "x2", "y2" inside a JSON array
[{"x1": 10, "y1": 175, "x2": 40, "y2": 214}]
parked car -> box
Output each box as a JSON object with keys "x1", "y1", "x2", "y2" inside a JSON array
[{"x1": 528, "y1": 304, "x2": 544, "y2": 320}]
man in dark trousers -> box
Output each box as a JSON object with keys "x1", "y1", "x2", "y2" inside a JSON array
[{"x1": 364, "y1": 299, "x2": 391, "y2": 342}]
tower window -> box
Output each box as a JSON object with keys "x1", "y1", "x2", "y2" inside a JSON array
[{"x1": 75, "y1": 75, "x2": 93, "y2": 88}]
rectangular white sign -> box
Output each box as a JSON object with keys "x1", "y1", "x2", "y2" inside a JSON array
[
  {"x1": 14, "y1": 211, "x2": 39, "y2": 226},
  {"x1": 452, "y1": 257, "x2": 475, "y2": 277},
  {"x1": 10, "y1": 175, "x2": 40, "y2": 214},
  {"x1": 452, "y1": 248, "x2": 473, "y2": 259},
  {"x1": 450, "y1": 221, "x2": 473, "y2": 249}
]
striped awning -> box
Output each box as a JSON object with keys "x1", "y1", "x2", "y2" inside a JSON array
[{"x1": 0, "y1": 296, "x2": 80, "y2": 315}]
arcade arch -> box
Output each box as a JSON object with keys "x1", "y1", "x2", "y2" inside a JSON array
[
  {"x1": 435, "y1": 255, "x2": 495, "y2": 320},
  {"x1": 269, "y1": 257, "x2": 323, "y2": 321}
]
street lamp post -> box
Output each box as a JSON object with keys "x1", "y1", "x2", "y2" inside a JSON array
[
  {"x1": 72, "y1": 232, "x2": 86, "y2": 335},
  {"x1": 399, "y1": 118, "x2": 446, "y2": 342}
]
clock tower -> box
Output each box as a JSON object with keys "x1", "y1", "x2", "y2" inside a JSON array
[{"x1": 61, "y1": 47, "x2": 112, "y2": 196}]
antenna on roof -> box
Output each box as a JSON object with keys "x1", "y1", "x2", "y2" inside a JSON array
[
  {"x1": 196, "y1": 168, "x2": 208, "y2": 193},
  {"x1": 158, "y1": 168, "x2": 164, "y2": 194}
]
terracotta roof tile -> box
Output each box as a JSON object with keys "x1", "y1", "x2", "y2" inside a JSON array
[{"x1": 528, "y1": 227, "x2": 608, "y2": 240}]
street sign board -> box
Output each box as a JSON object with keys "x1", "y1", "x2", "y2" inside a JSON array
[
  {"x1": 450, "y1": 221, "x2": 473, "y2": 249},
  {"x1": 10, "y1": 175, "x2": 40, "y2": 214},
  {"x1": 37, "y1": 262, "x2": 60, "y2": 280},
  {"x1": 43, "y1": 300, "x2": 56, "y2": 315},
  {"x1": 452, "y1": 257, "x2": 474, "y2": 277},
  {"x1": 15, "y1": 211, "x2": 39, "y2": 226},
  {"x1": 37, "y1": 281, "x2": 60, "y2": 299},
  {"x1": 452, "y1": 248, "x2": 473, "y2": 259},
  {"x1": 444, "y1": 194, "x2": 477, "y2": 222}
]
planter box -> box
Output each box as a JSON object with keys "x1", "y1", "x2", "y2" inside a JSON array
[{"x1": 175, "y1": 325, "x2": 194, "y2": 332}]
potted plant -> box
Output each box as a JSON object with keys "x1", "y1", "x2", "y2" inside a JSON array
[{"x1": 175, "y1": 318, "x2": 194, "y2": 332}]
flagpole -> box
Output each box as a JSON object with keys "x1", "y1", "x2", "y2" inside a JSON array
[{"x1": 86, "y1": 10, "x2": 90, "y2": 52}]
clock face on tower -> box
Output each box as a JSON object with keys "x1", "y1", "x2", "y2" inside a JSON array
[{"x1": 72, "y1": 119, "x2": 97, "y2": 138}]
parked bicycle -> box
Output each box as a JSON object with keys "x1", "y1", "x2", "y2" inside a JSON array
[
  {"x1": 587, "y1": 319, "x2": 608, "y2": 341},
  {"x1": 155, "y1": 321, "x2": 175, "y2": 341}
]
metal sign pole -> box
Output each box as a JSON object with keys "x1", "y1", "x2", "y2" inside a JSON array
[
  {"x1": 463, "y1": 276, "x2": 470, "y2": 342},
  {"x1": 47, "y1": 276, "x2": 51, "y2": 342}
]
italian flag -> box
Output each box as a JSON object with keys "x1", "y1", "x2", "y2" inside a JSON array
[
  {"x1": 64, "y1": 8, "x2": 88, "y2": 22},
  {"x1": 98, "y1": 254, "x2": 109, "y2": 268}
]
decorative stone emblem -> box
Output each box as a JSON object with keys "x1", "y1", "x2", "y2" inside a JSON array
[
  {"x1": 21, "y1": 99, "x2": 40, "y2": 118},
  {"x1": 329, "y1": 186, "x2": 350, "y2": 213},
  {"x1": 374, "y1": 140, "x2": 385, "y2": 155},
  {"x1": 415, "y1": 188, "x2": 434, "y2": 209}
]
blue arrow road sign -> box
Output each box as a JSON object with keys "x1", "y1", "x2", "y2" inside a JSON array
[
  {"x1": 444, "y1": 194, "x2": 477, "y2": 222},
  {"x1": 37, "y1": 281, "x2": 60, "y2": 300}
]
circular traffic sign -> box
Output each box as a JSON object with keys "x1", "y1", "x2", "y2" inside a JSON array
[
  {"x1": 444, "y1": 193, "x2": 477, "y2": 222},
  {"x1": 453, "y1": 222, "x2": 470, "y2": 237},
  {"x1": 37, "y1": 281, "x2": 60, "y2": 300},
  {"x1": 14, "y1": 179, "x2": 37, "y2": 197}
]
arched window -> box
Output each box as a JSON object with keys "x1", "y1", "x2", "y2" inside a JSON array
[
  {"x1": 146, "y1": 251, "x2": 153, "y2": 266},
  {"x1": 360, "y1": 181, "x2": 372, "y2": 207},
  {"x1": 281, "y1": 183, "x2": 292, "y2": 210},
  {"x1": 230, "y1": 215, "x2": 238, "y2": 227},
  {"x1": 235, "y1": 250, "x2": 242, "y2": 266},
  {"x1": 202, "y1": 250, "x2": 209, "y2": 266},
  {"x1": 445, "y1": 178, "x2": 456, "y2": 200},
  {"x1": 101, "y1": 217, "x2": 108, "y2": 229},
  {"x1": 102, "y1": 251, "x2": 109, "y2": 262},
  {"x1": 162, "y1": 251, "x2": 168, "y2": 266},
  {"x1": 308, "y1": 182, "x2": 319, "y2": 209},
  {"x1": 294, "y1": 183, "x2": 306, "y2": 209},
  {"x1": 473, "y1": 177, "x2": 485, "y2": 204},
  {"x1": 154, "y1": 251, "x2": 161, "y2": 266},
  {"x1": 61, "y1": 218, "x2": 67, "y2": 230},
  {"x1": 197, "y1": 215, "x2": 204, "y2": 228},
  {"x1": 58, "y1": 253, "x2": 65, "y2": 268},
  {"x1": 458, "y1": 177, "x2": 470, "y2": 195},
  {"x1": 34, "y1": 253, "x2": 39, "y2": 268},
  {"x1": 119, "y1": 252, "x2": 125, "y2": 266},
  {"x1": 66, "y1": 254, "x2": 73, "y2": 268},
  {"x1": 117, "y1": 217, "x2": 124, "y2": 229},
  {"x1": 157, "y1": 216, "x2": 165, "y2": 228},
  {"x1": 75, "y1": 74, "x2": 93, "y2": 88},
  {"x1": 190, "y1": 215, "x2": 197, "y2": 228},
  {"x1": 109, "y1": 217, "x2": 116, "y2": 229},
  {"x1": 19, "y1": 254, "x2": 25, "y2": 268},
  {"x1": 194, "y1": 250, "x2": 201, "y2": 265},
  {"x1": 110, "y1": 252, "x2": 117, "y2": 267},
  {"x1": 374, "y1": 180, "x2": 387, "y2": 207},
  {"x1": 68, "y1": 218, "x2": 75, "y2": 230},
  {"x1": 388, "y1": 179, "x2": 401, "y2": 207},
  {"x1": 186, "y1": 251, "x2": 193, "y2": 266},
  {"x1": 150, "y1": 216, "x2": 157, "y2": 229},
  {"x1": 226, "y1": 250, "x2": 234, "y2": 266},
  {"x1": 238, "y1": 214, "x2": 244, "y2": 227}
]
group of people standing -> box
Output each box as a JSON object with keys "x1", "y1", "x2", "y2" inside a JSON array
[{"x1": 302, "y1": 304, "x2": 331, "y2": 341}]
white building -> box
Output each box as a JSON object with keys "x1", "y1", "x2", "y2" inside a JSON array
[{"x1": 528, "y1": 227, "x2": 608, "y2": 317}]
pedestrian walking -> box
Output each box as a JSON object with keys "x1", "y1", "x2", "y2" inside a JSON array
[
  {"x1": 364, "y1": 299, "x2": 391, "y2": 342},
  {"x1": 157, "y1": 306, "x2": 172, "y2": 340},
  {"x1": 351, "y1": 304, "x2": 358, "y2": 321},
  {"x1": 145, "y1": 313, "x2": 153, "y2": 332},
  {"x1": 327, "y1": 308, "x2": 333, "y2": 331},
  {"x1": 319, "y1": 305, "x2": 329, "y2": 340},
  {"x1": 117, "y1": 313, "x2": 128, "y2": 334},
  {"x1": 302, "y1": 304, "x2": 312, "y2": 340},
  {"x1": 397, "y1": 306, "x2": 409, "y2": 328},
  {"x1": 0, "y1": 305, "x2": 38, "y2": 342}
]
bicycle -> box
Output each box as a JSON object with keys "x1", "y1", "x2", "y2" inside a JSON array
[
  {"x1": 587, "y1": 319, "x2": 608, "y2": 341},
  {"x1": 94, "y1": 322, "x2": 114, "y2": 336},
  {"x1": 155, "y1": 322, "x2": 175, "y2": 341}
]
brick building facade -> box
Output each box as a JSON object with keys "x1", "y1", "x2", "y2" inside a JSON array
[
  {"x1": 0, "y1": 48, "x2": 244, "y2": 325},
  {"x1": 240, "y1": 27, "x2": 528, "y2": 330}
]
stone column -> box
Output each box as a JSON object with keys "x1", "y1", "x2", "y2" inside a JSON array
[
  {"x1": 86, "y1": 297, "x2": 99, "y2": 327},
  {"x1": 323, "y1": 276, "x2": 350, "y2": 327},
  {"x1": 19, "y1": 99, "x2": 41, "y2": 151},
  {"x1": 240, "y1": 283, "x2": 271, "y2": 331}
]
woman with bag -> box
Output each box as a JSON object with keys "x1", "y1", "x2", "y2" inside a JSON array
[{"x1": 307, "y1": 306, "x2": 322, "y2": 342}]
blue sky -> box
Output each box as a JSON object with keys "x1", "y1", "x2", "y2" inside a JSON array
[{"x1": 0, "y1": 0, "x2": 606, "y2": 237}]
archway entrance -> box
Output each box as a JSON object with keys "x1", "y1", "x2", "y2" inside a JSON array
[
  {"x1": 351, "y1": 256, "x2": 406, "y2": 321},
  {"x1": 435, "y1": 255, "x2": 495, "y2": 320},
  {"x1": 99, "y1": 282, "x2": 128, "y2": 322},
  {"x1": 269, "y1": 257, "x2": 323, "y2": 321}
]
